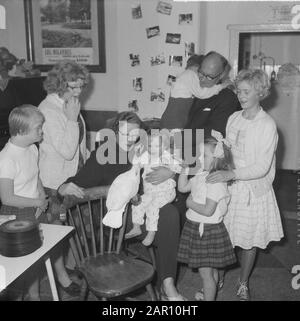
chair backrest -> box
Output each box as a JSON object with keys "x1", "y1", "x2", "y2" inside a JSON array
[{"x1": 63, "y1": 186, "x2": 129, "y2": 264}]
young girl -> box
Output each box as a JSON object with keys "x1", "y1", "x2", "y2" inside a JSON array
[
  {"x1": 160, "y1": 55, "x2": 228, "y2": 130},
  {"x1": 125, "y1": 131, "x2": 182, "y2": 246},
  {"x1": 177, "y1": 131, "x2": 236, "y2": 301},
  {"x1": 206, "y1": 69, "x2": 284, "y2": 301}
]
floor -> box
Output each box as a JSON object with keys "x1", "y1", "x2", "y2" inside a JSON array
[{"x1": 1, "y1": 170, "x2": 300, "y2": 301}]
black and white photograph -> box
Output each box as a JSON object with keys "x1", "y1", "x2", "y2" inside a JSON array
[
  {"x1": 131, "y1": 3, "x2": 142, "y2": 19},
  {"x1": 185, "y1": 41, "x2": 195, "y2": 57},
  {"x1": 129, "y1": 53, "x2": 140, "y2": 67},
  {"x1": 166, "y1": 74, "x2": 176, "y2": 86},
  {"x1": 169, "y1": 55, "x2": 183, "y2": 67},
  {"x1": 128, "y1": 99, "x2": 139, "y2": 112},
  {"x1": 179, "y1": 13, "x2": 193, "y2": 25},
  {"x1": 150, "y1": 89, "x2": 165, "y2": 102},
  {"x1": 146, "y1": 25, "x2": 160, "y2": 39},
  {"x1": 156, "y1": 1, "x2": 172, "y2": 16},
  {"x1": 166, "y1": 33, "x2": 181, "y2": 44},
  {"x1": 150, "y1": 53, "x2": 166, "y2": 66},
  {"x1": 133, "y1": 77, "x2": 143, "y2": 91},
  {"x1": 1, "y1": 0, "x2": 300, "y2": 306}
]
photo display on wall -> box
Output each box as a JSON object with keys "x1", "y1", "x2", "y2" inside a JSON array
[
  {"x1": 132, "y1": 3, "x2": 142, "y2": 19},
  {"x1": 146, "y1": 26, "x2": 160, "y2": 39},
  {"x1": 166, "y1": 33, "x2": 181, "y2": 44},
  {"x1": 179, "y1": 13, "x2": 193, "y2": 25},
  {"x1": 156, "y1": 1, "x2": 172, "y2": 15}
]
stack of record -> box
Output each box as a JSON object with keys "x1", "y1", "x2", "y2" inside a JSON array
[{"x1": 0, "y1": 220, "x2": 42, "y2": 257}]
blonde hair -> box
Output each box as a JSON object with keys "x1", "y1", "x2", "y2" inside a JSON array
[
  {"x1": 9, "y1": 105, "x2": 45, "y2": 137},
  {"x1": 235, "y1": 69, "x2": 270, "y2": 100}
]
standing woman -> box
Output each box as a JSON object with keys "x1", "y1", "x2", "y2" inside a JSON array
[
  {"x1": 38, "y1": 60, "x2": 90, "y2": 296},
  {"x1": 206, "y1": 69, "x2": 284, "y2": 301}
]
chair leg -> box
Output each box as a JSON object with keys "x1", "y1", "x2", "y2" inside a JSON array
[
  {"x1": 146, "y1": 283, "x2": 157, "y2": 301},
  {"x1": 148, "y1": 247, "x2": 156, "y2": 270}
]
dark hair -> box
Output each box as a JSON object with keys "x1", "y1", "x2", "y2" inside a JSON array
[
  {"x1": 186, "y1": 54, "x2": 204, "y2": 70},
  {"x1": 110, "y1": 112, "x2": 148, "y2": 134},
  {"x1": 204, "y1": 136, "x2": 235, "y2": 173},
  {"x1": 9, "y1": 104, "x2": 45, "y2": 136}
]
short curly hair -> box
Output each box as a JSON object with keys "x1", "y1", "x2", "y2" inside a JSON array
[
  {"x1": 235, "y1": 69, "x2": 270, "y2": 100},
  {"x1": 43, "y1": 60, "x2": 90, "y2": 97}
]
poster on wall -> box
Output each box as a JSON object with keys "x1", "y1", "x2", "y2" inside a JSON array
[
  {"x1": 150, "y1": 89, "x2": 165, "y2": 102},
  {"x1": 150, "y1": 53, "x2": 166, "y2": 66},
  {"x1": 179, "y1": 13, "x2": 193, "y2": 25},
  {"x1": 156, "y1": 1, "x2": 172, "y2": 15},
  {"x1": 133, "y1": 77, "x2": 143, "y2": 91},
  {"x1": 131, "y1": 3, "x2": 142, "y2": 19},
  {"x1": 146, "y1": 26, "x2": 160, "y2": 39},
  {"x1": 128, "y1": 100, "x2": 139, "y2": 112},
  {"x1": 24, "y1": 0, "x2": 106, "y2": 72},
  {"x1": 185, "y1": 42, "x2": 195, "y2": 57},
  {"x1": 129, "y1": 54, "x2": 140, "y2": 66},
  {"x1": 166, "y1": 33, "x2": 181, "y2": 44},
  {"x1": 169, "y1": 55, "x2": 183, "y2": 67}
]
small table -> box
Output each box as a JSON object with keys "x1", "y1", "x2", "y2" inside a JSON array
[{"x1": 0, "y1": 223, "x2": 74, "y2": 301}]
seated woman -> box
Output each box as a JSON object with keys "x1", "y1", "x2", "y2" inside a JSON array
[{"x1": 58, "y1": 112, "x2": 185, "y2": 301}]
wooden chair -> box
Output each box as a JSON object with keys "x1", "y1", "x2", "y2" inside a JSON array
[{"x1": 63, "y1": 187, "x2": 157, "y2": 301}]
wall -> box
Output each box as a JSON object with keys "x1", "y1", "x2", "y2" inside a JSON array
[{"x1": 201, "y1": 1, "x2": 300, "y2": 58}]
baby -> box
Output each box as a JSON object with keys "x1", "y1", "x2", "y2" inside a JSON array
[{"x1": 125, "y1": 132, "x2": 182, "y2": 246}]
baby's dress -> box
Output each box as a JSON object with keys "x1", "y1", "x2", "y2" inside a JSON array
[
  {"x1": 224, "y1": 114, "x2": 284, "y2": 249},
  {"x1": 132, "y1": 151, "x2": 181, "y2": 231}
]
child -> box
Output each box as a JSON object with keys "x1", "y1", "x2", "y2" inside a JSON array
[
  {"x1": 177, "y1": 131, "x2": 236, "y2": 301},
  {"x1": 0, "y1": 105, "x2": 49, "y2": 300},
  {"x1": 160, "y1": 54, "x2": 229, "y2": 130},
  {"x1": 206, "y1": 69, "x2": 284, "y2": 301},
  {"x1": 125, "y1": 132, "x2": 182, "y2": 246}
]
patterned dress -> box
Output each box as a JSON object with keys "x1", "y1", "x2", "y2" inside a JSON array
[{"x1": 224, "y1": 115, "x2": 284, "y2": 249}]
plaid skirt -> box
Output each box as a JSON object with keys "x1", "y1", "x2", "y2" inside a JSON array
[
  {"x1": 177, "y1": 219, "x2": 236, "y2": 268},
  {"x1": 0, "y1": 205, "x2": 48, "y2": 224}
]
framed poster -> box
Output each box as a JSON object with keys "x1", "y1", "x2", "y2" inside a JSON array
[{"x1": 24, "y1": 0, "x2": 106, "y2": 72}]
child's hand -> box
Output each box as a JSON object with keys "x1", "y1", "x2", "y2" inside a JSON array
[
  {"x1": 186, "y1": 194, "x2": 193, "y2": 209},
  {"x1": 37, "y1": 197, "x2": 49, "y2": 212},
  {"x1": 131, "y1": 194, "x2": 141, "y2": 206}
]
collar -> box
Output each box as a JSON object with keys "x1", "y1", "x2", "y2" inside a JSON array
[{"x1": 47, "y1": 93, "x2": 65, "y2": 109}]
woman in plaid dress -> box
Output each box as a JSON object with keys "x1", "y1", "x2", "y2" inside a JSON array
[
  {"x1": 177, "y1": 131, "x2": 236, "y2": 301},
  {"x1": 206, "y1": 70, "x2": 284, "y2": 301}
]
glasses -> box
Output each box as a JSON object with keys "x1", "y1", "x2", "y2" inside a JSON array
[
  {"x1": 67, "y1": 83, "x2": 85, "y2": 90},
  {"x1": 198, "y1": 69, "x2": 224, "y2": 81}
]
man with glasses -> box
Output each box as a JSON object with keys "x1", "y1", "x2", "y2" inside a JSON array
[{"x1": 185, "y1": 51, "x2": 240, "y2": 138}]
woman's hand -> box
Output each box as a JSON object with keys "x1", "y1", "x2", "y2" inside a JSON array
[
  {"x1": 58, "y1": 182, "x2": 85, "y2": 198},
  {"x1": 63, "y1": 97, "x2": 81, "y2": 122},
  {"x1": 131, "y1": 194, "x2": 141, "y2": 206},
  {"x1": 206, "y1": 170, "x2": 235, "y2": 183},
  {"x1": 145, "y1": 166, "x2": 174, "y2": 185}
]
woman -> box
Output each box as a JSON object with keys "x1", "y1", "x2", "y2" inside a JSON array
[
  {"x1": 206, "y1": 69, "x2": 284, "y2": 301},
  {"x1": 58, "y1": 112, "x2": 185, "y2": 301},
  {"x1": 38, "y1": 60, "x2": 90, "y2": 296}
]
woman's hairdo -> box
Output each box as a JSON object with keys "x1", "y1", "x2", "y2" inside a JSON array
[
  {"x1": 235, "y1": 69, "x2": 271, "y2": 99},
  {"x1": 110, "y1": 111, "x2": 147, "y2": 134},
  {"x1": 43, "y1": 60, "x2": 90, "y2": 96}
]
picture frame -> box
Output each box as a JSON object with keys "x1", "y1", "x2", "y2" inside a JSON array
[{"x1": 24, "y1": 0, "x2": 106, "y2": 73}]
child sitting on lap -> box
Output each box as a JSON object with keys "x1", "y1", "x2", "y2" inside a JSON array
[
  {"x1": 0, "y1": 105, "x2": 49, "y2": 300},
  {"x1": 125, "y1": 131, "x2": 182, "y2": 246}
]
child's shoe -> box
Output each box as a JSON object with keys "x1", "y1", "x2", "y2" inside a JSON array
[
  {"x1": 236, "y1": 280, "x2": 250, "y2": 301},
  {"x1": 195, "y1": 278, "x2": 224, "y2": 301}
]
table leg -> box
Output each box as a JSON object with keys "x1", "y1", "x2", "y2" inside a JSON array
[{"x1": 44, "y1": 255, "x2": 59, "y2": 301}]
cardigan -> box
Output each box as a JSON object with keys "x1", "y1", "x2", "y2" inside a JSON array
[
  {"x1": 38, "y1": 93, "x2": 88, "y2": 189},
  {"x1": 227, "y1": 108, "x2": 278, "y2": 198}
]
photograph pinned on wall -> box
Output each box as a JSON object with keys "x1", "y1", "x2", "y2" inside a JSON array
[
  {"x1": 179, "y1": 13, "x2": 193, "y2": 25},
  {"x1": 185, "y1": 42, "x2": 195, "y2": 57},
  {"x1": 128, "y1": 100, "x2": 139, "y2": 112},
  {"x1": 169, "y1": 55, "x2": 183, "y2": 67},
  {"x1": 156, "y1": 1, "x2": 172, "y2": 15},
  {"x1": 146, "y1": 26, "x2": 160, "y2": 39},
  {"x1": 167, "y1": 75, "x2": 176, "y2": 86},
  {"x1": 131, "y1": 3, "x2": 142, "y2": 19},
  {"x1": 129, "y1": 53, "x2": 140, "y2": 67},
  {"x1": 166, "y1": 33, "x2": 181, "y2": 44},
  {"x1": 150, "y1": 53, "x2": 166, "y2": 66},
  {"x1": 150, "y1": 89, "x2": 165, "y2": 102},
  {"x1": 133, "y1": 77, "x2": 143, "y2": 91}
]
